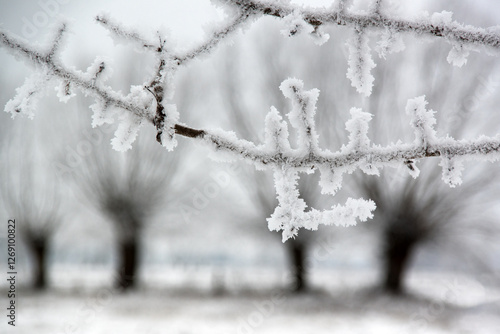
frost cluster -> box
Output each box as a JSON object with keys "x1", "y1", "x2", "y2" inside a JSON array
[
  {"x1": 376, "y1": 28, "x2": 405, "y2": 59},
  {"x1": 280, "y1": 10, "x2": 330, "y2": 45},
  {"x1": 346, "y1": 28, "x2": 376, "y2": 97},
  {"x1": 5, "y1": 70, "x2": 51, "y2": 119},
  {"x1": 269, "y1": 166, "x2": 375, "y2": 242},
  {"x1": 264, "y1": 79, "x2": 377, "y2": 241},
  {"x1": 405, "y1": 96, "x2": 437, "y2": 148},
  {"x1": 447, "y1": 44, "x2": 470, "y2": 68}
]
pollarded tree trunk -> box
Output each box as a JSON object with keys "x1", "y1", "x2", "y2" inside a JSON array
[
  {"x1": 116, "y1": 238, "x2": 138, "y2": 290},
  {"x1": 383, "y1": 241, "x2": 414, "y2": 294},
  {"x1": 288, "y1": 239, "x2": 307, "y2": 293},
  {"x1": 382, "y1": 220, "x2": 421, "y2": 295},
  {"x1": 32, "y1": 238, "x2": 48, "y2": 290}
]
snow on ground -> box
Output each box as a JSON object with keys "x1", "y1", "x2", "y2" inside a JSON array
[{"x1": 1, "y1": 267, "x2": 499, "y2": 334}]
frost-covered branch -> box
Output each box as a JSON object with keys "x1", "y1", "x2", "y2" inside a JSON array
[
  {"x1": 176, "y1": 11, "x2": 254, "y2": 64},
  {"x1": 346, "y1": 26, "x2": 376, "y2": 96},
  {"x1": 225, "y1": 0, "x2": 500, "y2": 95},
  {"x1": 95, "y1": 15, "x2": 158, "y2": 50},
  {"x1": 193, "y1": 81, "x2": 500, "y2": 240},
  {"x1": 226, "y1": 0, "x2": 500, "y2": 48}
]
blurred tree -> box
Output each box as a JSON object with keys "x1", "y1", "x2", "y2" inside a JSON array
[
  {"x1": 211, "y1": 27, "x2": 331, "y2": 293},
  {"x1": 68, "y1": 120, "x2": 182, "y2": 290},
  {"x1": 0, "y1": 117, "x2": 63, "y2": 290},
  {"x1": 349, "y1": 28, "x2": 500, "y2": 294},
  {"x1": 354, "y1": 164, "x2": 499, "y2": 294},
  {"x1": 62, "y1": 56, "x2": 185, "y2": 291}
]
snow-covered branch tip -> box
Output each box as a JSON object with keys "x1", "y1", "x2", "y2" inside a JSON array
[
  {"x1": 346, "y1": 26, "x2": 376, "y2": 97},
  {"x1": 95, "y1": 14, "x2": 158, "y2": 50}
]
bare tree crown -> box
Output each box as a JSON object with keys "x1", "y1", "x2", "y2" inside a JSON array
[{"x1": 1, "y1": 0, "x2": 500, "y2": 241}]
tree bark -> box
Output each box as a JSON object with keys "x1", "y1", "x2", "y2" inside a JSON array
[
  {"x1": 32, "y1": 239, "x2": 47, "y2": 290},
  {"x1": 288, "y1": 239, "x2": 307, "y2": 293},
  {"x1": 116, "y1": 239, "x2": 138, "y2": 290},
  {"x1": 382, "y1": 225, "x2": 418, "y2": 295}
]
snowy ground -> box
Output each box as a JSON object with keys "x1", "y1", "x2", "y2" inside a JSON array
[{"x1": 2, "y1": 267, "x2": 500, "y2": 334}]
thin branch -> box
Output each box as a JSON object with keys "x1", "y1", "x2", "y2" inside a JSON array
[
  {"x1": 1, "y1": 30, "x2": 152, "y2": 121},
  {"x1": 201, "y1": 129, "x2": 500, "y2": 169},
  {"x1": 174, "y1": 10, "x2": 255, "y2": 65},
  {"x1": 47, "y1": 23, "x2": 67, "y2": 60},
  {"x1": 372, "y1": 0, "x2": 383, "y2": 16},
  {"x1": 95, "y1": 15, "x2": 157, "y2": 50},
  {"x1": 227, "y1": 0, "x2": 500, "y2": 49}
]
